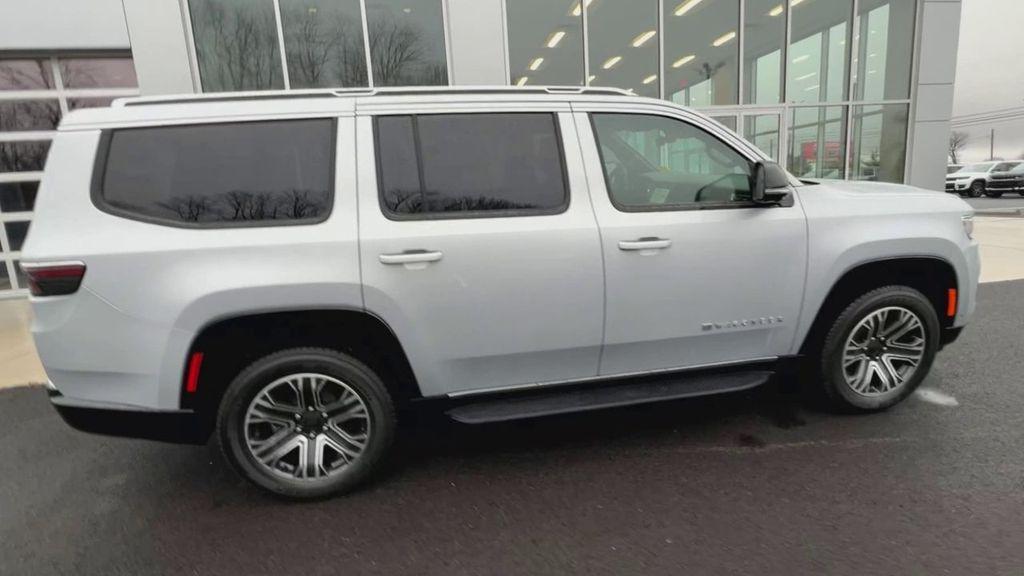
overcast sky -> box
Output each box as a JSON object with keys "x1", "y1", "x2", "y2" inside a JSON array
[{"x1": 952, "y1": 0, "x2": 1024, "y2": 162}]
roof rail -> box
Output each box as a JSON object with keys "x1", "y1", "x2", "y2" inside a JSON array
[{"x1": 114, "y1": 85, "x2": 634, "y2": 107}]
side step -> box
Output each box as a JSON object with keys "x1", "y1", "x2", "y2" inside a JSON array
[{"x1": 446, "y1": 370, "x2": 772, "y2": 425}]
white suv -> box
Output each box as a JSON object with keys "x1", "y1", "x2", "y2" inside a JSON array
[{"x1": 22, "y1": 87, "x2": 980, "y2": 499}]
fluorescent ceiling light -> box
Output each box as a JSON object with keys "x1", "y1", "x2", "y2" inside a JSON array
[
  {"x1": 796, "y1": 72, "x2": 816, "y2": 81},
  {"x1": 516, "y1": 76, "x2": 528, "y2": 86},
  {"x1": 768, "y1": 4, "x2": 783, "y2": 16},
  {"x1": 529, "y1": 57, "x2": 544, "y2": 71},
  {"x1": 588, "y1": 74, "x2": 597, "y2": 82},
  {"x1": 674, "y1": 0, "x2": 703, "y2": 16},
  {"x1": 643, "y1": 74, "x2": 658, "y2": 85},
  {"x1": 804, "y1": 84, "x2": 819, "y2": 92},
  {"x1": 791, "y1": 0, "x2": 806, "y2": 6},
  {"x1": 625, "y1": 88, "x2": 636, "y2": 95},
  {"x1": 632, "y1": 30, "x2": 657, "y2": 47},
  {"x1": 712, "y1": 31, "x2": 736, "y2": 47},
  {"x1": 546, "y1": 31, "x2": 566, "y2": 48},
  {"x1": 672, "y1": 54, "x2": 696, "y2": 68},
  {"x1": 602, "y1": 56, "x2": 622, "y2": 69},
  {"x1": 792, "y1": 54, "x2": 810, "y2": 64},
  {"x1": 571, "y1": 0, "x2": 593, "y2": 17}
]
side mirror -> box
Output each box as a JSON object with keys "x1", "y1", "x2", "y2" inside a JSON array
[
  {"x1": 751, "y1": 161, "x2": 767, "y2": 203},
  {"x1": 751, "y1": 161, "x2": 791, "y2": 206}
]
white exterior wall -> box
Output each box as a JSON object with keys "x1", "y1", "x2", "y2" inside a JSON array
[{"x1": 0, "y1": 0, "x2": 129, "y2": 51}]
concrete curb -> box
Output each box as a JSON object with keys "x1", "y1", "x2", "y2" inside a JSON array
[{"x1": 975, "y1": 208, "x2": 1024, "y2": 218}]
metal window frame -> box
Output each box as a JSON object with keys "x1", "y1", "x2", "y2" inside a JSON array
[{"x1": 0, "y1": 53, "x2": 140, "y2": 297}]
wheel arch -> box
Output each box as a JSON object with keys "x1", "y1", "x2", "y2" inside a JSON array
[
  {"x1": 798, "y1": 256, "x2": 958, "y2": 356},
  {"x1": 181, "y1": 309, "x2": 421, "y2": 435}
]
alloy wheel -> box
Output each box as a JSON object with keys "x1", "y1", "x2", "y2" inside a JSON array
[
  {"x1": 841, "y1": 306, "x2": 926, "y2": 397},
  {"x1": 243, "y1": 373, "x2": 370, "y2": 480}
]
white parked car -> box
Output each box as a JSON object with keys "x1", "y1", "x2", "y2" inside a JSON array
[
  {"x1": 22, "y1": 87, "x2": 980, "y2": 499},
  {"x1": 945, "y1": 161, "x2": 1023, "y2": 197}
]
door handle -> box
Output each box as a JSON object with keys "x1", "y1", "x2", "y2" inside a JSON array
[
  {"x1": 618, "y1": 238, "x2": 672, "y2": 252},
  {"x1": 379, "y1": 250, "x2": 444, "y2": 266}
]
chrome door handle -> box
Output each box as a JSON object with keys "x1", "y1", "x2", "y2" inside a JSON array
[
  {"x1": 618, "y1": 238, "x2": 672, "y2": 251},
  {"x1": 379, "y1": 250, "x2": 444, "y2": 265}
]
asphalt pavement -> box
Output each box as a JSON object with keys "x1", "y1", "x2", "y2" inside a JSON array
[
  {"x1": 3, "y1": 280, "x2": 1024, "y2": 575},
  {"x1": 966, "y1": 195, "x2": 1024, "y2": 211}
]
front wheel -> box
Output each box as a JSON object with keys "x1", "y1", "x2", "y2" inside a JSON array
[
  {"x1": 218, "y1": 348, "x2": 396, "y2": 499},
  {"x1": 818, "y1": 286, "x2": 939, "y2": 412},
  {"x1": 968, "y1": 180, "x2": 985, "y2": 198}
]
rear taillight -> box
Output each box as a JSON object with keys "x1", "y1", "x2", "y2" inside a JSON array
[{"x1": 20, "y1": 262, "x2": 86, "y2": 297}]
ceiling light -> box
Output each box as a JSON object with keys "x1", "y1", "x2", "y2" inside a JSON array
[
  {"x1": 768, "y1": 4, "x2": 783, "y2": 16},
  {"x1": 402, "y1": 7, "x2": 411, "y2": 13},
  {"x1": 643, "y1": 74, "x2": 658, "y2": 85},
  {"x1": 791, "y1": 0, "x2": 806, "y2": 6},
  {"x1": 796, "y1": 72, "x2": 816, "y2": 81},
  {"x1": 529, "y1": 57, "x2": 544, "y2": 71},
  {"x1": 625, "y1": 88, "x2": 636, "y2": 95},
  {"x1": 674, "y1": 0, "x2": 703, "y2": 16},
  {"x1": 602, "y1": 55, "x2": 622, "y2": 69},
  {"x1": 546, "y1": 31, "x2": 566, "y2": 48},
  {"x1": 712, "y1": 31, "x2": 736, "y2": 47},
  {"x1": 571, "y1": 0, "x2": 593, "y2": 17},
  {"x1": 588, "y1": 74, "x2": 597, "y2": 82},
  {"x1": 632, "y1": 30, "x2": 657, "y2": 47},
  {"x1": 792, "y1": 54, "x2": 809, "y2": 63},
  {"x1": 804, "y1": 84, "x2": 819, "y2": 92},
  {"x1": 516, "y1": 76, "x2": 528, "y2": 86},
  {"x1": 672, "y1": 54, "x2": 696, "y2": 68}
]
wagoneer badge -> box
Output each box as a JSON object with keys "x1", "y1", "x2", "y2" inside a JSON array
[{"x1": 702, "y1": 317, "x2": 784, "y2": 331}]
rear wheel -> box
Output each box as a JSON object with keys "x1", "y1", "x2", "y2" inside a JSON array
[
  {"x1": 218, "y1": 348, "x2": 396, "y2": 499},
  {"x1": 968, "y1": 180, "x2": 985, "y2": 198},
  {"x1": 817, "y1": 286, "x2": 939, "y2": 412}
]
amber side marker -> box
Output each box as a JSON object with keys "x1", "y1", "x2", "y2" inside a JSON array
[
  {"x1": 185, "y1": 352, "x2": 204, "y2": 393},
  {"x1": 946, "y1": 288, "x2": 958, "y2": 318}
]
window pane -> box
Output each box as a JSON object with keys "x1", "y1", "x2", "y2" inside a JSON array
[
  {"x1": 744, "y1": 113, "x2": 781, "y2": 161},
  {"x1": 378, "y1": 113, "x2": 567, "y2": 216},
  {"x1": 365, "y1": 0, "x2": 448, "y2": 86},
  {"x1": 100, "y1": 120, "x2": 333, "y2": 225},
  {"x1": 592, "y1": 113, "x2": 752, "y2": 209},
  {"x1": 853, "y1": 0, "x2": 915, "y2": 101},
  {"x1": 787, "y1": 106, "x2": 847, "y2": 179},
  {"x1": 58, "y1": 58, "x2": 138, "y2": 89},
  {"x1": 587, "y1": 0, "x2": 659, "y2": 97},
  {"x1": 0, "y1": 100, "x2": 60, "y2": 132},
  {"x1": 280, "y1": 0, "x2": 368, "y2": 88},
  {"x1": 744, "y1": 0, "x2": 785, "y2": 104},
  {"x1": 0, "y1": 261, "x2": 10, "y2": 291},
  {"x1": 788, "y1": 0, "x2": 851, "y2": 103},
  {"x1": 0, "y1": 141, "x2": 50, "y2": 173},
  {"x1": 664, "y1": 0, "x2": 740, "y2": 106},
  {"x1": 0, "y1": 59, "x2": 54, "y2": 90},
  {"x1": 13, "y1": 259, "x2": 27, "y2": 290},
  {"x1": 188, "y1": 0, "x2": 285, "y2": 92},
  {"x1": 507, "y1": 0, "x2": 583, "y2": 87},
  {"x1": 68, "y1": 97, "x2": 117, "y2": 110},
  {"x1": 850, "y1": 104, "x2": 907, "y2": 183},
  {"x1": 711, "y1": 115, "x2": 737, "y2": 131},
  {"x1": 4, "y1": 221, "x2": 29, "y2": 252},
  {"x1": 0, "y1": 181, "x2": 39, "y2": 212}
]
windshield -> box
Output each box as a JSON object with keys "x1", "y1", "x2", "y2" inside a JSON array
[
  {"x1": 993, "y1": 162, "x2": 1022, "y2": 172},
  {"x1": 960, "y1": 163, "x2": 996, "y2": 173}
]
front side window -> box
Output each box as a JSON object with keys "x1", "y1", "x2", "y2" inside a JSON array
[
  {"x1": 376, "y1": 113, "x2": 568, "y2": 218},
  {"x1": 97, "y1": 119, "x2": 334, "y2": 226},
  {"x1": 591, "y1": 113, "x2": 753, "y2": 210}
]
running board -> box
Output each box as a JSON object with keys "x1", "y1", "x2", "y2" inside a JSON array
[{"x1": 446, "y1": 370, "x2": 772, "y2": 425}]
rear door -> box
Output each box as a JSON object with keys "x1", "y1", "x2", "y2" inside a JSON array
[
  {"x1": 356, "y1": 103, "x2": 604, "y2": 397},
  {"x1": 575, "y1": 105, "x2": 808, "y2": 376}
]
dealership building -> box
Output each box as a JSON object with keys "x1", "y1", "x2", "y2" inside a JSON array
[{"x1": 0, "y1": 0, "x2": 963, "y2": 296}]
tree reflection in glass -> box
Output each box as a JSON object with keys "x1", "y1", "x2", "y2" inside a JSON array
[
  {"x1": 189, "y1": 0, "x2": 285, "y2": 91},
  {"x1": 365, "y1": 0, "x2": 448, "y2": 86},
  {"x1": 281, "y1": 0, "x2": 369, "y2": 88}
]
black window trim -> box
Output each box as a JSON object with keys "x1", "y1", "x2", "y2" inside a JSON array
[
  {"x1": 90, "y1": 117, "x2": 338, "y2": 229},
  {"x1": 588, "y1": 111, "x2": 788, "y2": 213},
  {"x1": 373, "y1": 111, "x2": 572, "y2": 221}
]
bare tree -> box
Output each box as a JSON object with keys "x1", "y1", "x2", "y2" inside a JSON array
[
  {"x1": 192, "y1": 0, "x2": 281, "y2": 91},
  {"x1": 368, "y1": 17, "x2": 425, "y2": 86},
  {"x1": 949, "y1": 131, "x2": 969, "y2": 164}
]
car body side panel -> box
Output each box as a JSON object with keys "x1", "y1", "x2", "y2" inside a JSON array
[
  {"x1": 24, "y1": 118, "x2": 362, "y2": 410},
  {"x1": 793, "y1": 180, "x2": 979, "y2": 353}
]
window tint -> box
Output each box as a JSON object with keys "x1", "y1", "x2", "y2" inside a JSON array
[
  {"x1": 591, "y1": 113, "x2": 753, "y2": 210},
  {"x1": 98, "y1": 120, "x2": 333, "y2": 226},
  {"x1": 376, "y1": 113, "x2": 567, "y2": 217}
]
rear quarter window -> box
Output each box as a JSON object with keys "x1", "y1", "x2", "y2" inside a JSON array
[{"x1": 93, "y1": 119, "x2": 334, "y2": 227}]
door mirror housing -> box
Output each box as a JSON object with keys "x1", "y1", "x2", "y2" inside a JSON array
[{"x1": 751, "y1": 161, "x2": 792, "y2": 205}]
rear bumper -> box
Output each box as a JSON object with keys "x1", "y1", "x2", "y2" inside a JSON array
[
  {"x1": 49, "y1": 389, "x2": 209, "y2": 445},
  {"x1": 940, "y1": 326, "x2": 965, "y2": 349}
]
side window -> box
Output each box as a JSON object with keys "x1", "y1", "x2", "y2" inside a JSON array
[
  {"x1": 591, "y1": 113, "x2": 754, "y2": 210},
  {"x1": 376, "y1": 113, "x2": 568, "y2": 218},
  {"x1": 97, "y1": 119, "x2": 334, "y2": 226}
]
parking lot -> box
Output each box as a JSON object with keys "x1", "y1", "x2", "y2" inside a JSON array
[{"x1": 1, "y1": 279, "x2": 1023, "y2": 575}]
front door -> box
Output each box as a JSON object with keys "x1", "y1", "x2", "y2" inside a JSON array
[
  {"x1": 357, "y1": 108, "x2": 604, "y2": 397},
  {"x1": 575, "y1": 107, "x2": 808, "y2": 376}
]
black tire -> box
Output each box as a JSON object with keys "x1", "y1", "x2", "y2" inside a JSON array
[
  {"x1": 1018, "y1": 190, "x2": 1024, "y2": 197},
  {"x1": 817, "y1": 286, "x2": 939, "y2": 413},
  {"x1": 984, "y1": 190, "x2": 1003, "y2": 198},
  {"x1": 217, "y1": 348, "x2": 396, "y2": 499},
  {"x1": 968, "y1": 180, "x2": 985, "y2": 198}
]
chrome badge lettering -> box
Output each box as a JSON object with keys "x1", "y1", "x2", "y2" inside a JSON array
[{"x1": 702, "y1": 317, "x2": 784, "y2": 331}]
